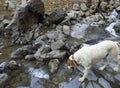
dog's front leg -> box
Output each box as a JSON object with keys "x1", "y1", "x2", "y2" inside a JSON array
[
  {"x1": 99, "y1": 58, "x2": 108, "y2": 71},
  {"x1": 79, "y1": 67, "x2": 90, "y2": 82}
]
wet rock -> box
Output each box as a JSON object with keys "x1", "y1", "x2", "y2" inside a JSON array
[
  {"x1": 11, "y1": 45, "x2": 35, "y2": 59},
  {"x1": 46, "y1": 30, "x2": 65, "y2": 41},
  {"x1": 87, "y1": 70, "x2": 97, "y2": 81},
  {"x1": 25, "y1": 55, "x2": 36, "y2": 61},
  {"x1": 60, "y1": 75, "x2": 81, "y2": 88},
  {"x1": 86, "y1": 82, "x2": 93, "y2": 88},
  {"x1": 104, "y1": 73, "x2": 115, "y2": 82},
  {"x1": 17, "y1": 86, "x2": 30, "y2": 88},
  {"x1": 92, "y1": 82, "x2": 101, "y2": 88},
  {"x1": 0, "y1": 62, "x2": 8, "y2": 72},
  {"x1": 81, "y1": 82, "x2": 86, "y2": 88},
  {"x1": 0, "y1": 73, "x2": 8, "y2": 84},
  {"x1": 98, "y1": 78, "x2": 112, "y2": 88},
  {"x1": 44, "y1": 8, "x2": 66, "y2": 25},
  {"x1": 30, "y1": 77, "x2": 58, "y2": 88},
  {"x1": 70, "y1": 23, "x2": 89, "y2": 39},
  {"x1": 48, "y1": 59, "x2": 60, "y2": 73},
  {"x1": 114, "y1": 74, "x2": 120, "y2": 82},
  {"x1": 51, "y1": 40, "x2": 65, "y2": 50},
  {"x1": 40, "y1": 50, "x2": 66, "y2": 60},
  {"x1": 29, "y1": 68, "x2": 49, "y2": 79}
]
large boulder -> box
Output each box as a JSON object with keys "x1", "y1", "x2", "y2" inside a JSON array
[
  {"x1": 6, "y1": 0, "x2": 44, "y2": 31},
  {"x1": 44, "y1": 8, "x2": 67, "y2": 25}
]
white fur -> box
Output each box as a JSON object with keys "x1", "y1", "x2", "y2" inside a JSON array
[{"x1": 70, "y1": 40, "x2": 120, "y2": 82}]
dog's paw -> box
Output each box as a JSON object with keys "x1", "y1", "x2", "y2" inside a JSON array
[
  {"x1": 78, "y1": 77, "x2": 84, "y2": 82},
  {"x1": 99, "y1": 66, "x2": 105, "y2": 71},
  {"x1": 114, "y1": 67, "x2": 119, "y2": 72}
]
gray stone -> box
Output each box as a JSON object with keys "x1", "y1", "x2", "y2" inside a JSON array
[
  {"x1": 86, "y1": 82, "x2": 93, "y2": 88},
  {"x1": 92, "y1": 82, "x2": 101, "y2": 88},
  {"x1": 98, "y1": 78, "x2": 112, "y2": 88},
  {"x1": 81, "y1": 82, "x2": 86, "y2": 88},
  {"x1": 116, "y1": 6, "x2": 120, "y2": 11},
  {"x1": 48, "y1": 59, "x2": 60, "y2": 73},
  {"x1": 72, "y1": 3, "x2": 80, "y2": 11},
  {"x1": 40, "y1": 50, "x2": 66, "y2": 60},
  {"x1": 34, "y1": 45, "x2": 51, "y2": 61},
  {"x1": 0, "y1": 62, "x2": 7, "y2": 72},
  {"x1": 63, "y1": 25, "x2": 70, "y2": 35},
  {"x1": 11, "y1": 45, "x2": 35, "y2": 59},
  {"x1": 44, "y1": 8, "x2": 66, "y2": 25},
  {"x1": 46, "y1": 30, "x2": 65, "y2": 41},
  {"x1": 87, "y1": 70, "x2": 97, "y2": 81},
  {"x1": 25, "y1": 55, "x2": 36, "y2": 61},
  {"x1": 30, "y1": 77, "x2": 58, "y2": 88},
  {"x1": 59, "y1": 75, "x2": 81, "y2": 88},
  {"x1": 51, "y1": 40, "x2": 65, "y2": 50},
  {"x1": 0, "y1": 73, "x2": 8, "y2": 84},
  {"x1": 114, "y1": 74, "x2": 120, "y2": 82},
  {"x1": 80, "y1": 3, "x2": 88, "y2": 11},
  {"x1": 0, "y1": 15, "x2": 4, "y2": 22},
  {"x1": 71, "y1": 23, "x2": 89, "y2": 39}
]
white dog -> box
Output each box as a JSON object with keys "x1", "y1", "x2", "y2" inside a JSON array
[{"x1": 67, "y1": 40, "x2": 120, "y2": 82}]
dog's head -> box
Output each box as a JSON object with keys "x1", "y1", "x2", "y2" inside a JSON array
[{"x1": 67, "y1": 55, "x2": 77, "y2": 70}]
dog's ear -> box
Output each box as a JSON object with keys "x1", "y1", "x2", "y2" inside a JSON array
[{"x1": 67, "y1": 59, "x2": 77, "y2": 70}]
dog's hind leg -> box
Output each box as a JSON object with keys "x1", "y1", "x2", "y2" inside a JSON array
[
  {"x1": 99, "y1": 58, "x2": 108, "y2": 71},
  {"x1": 113, "y1": 56, "x2": 120, "y2": 72},
  {"x1": 79, "y1": 66, "x2": 91, "y2": 82}
]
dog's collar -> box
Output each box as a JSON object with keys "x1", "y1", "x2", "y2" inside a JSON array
[{"x1": 71, "y1": 55, "x2": 79, "y2": 67}]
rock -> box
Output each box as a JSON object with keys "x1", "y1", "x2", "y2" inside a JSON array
[
  {"x1": 46, "y1": 30, "x2": 65, "y2": 41},
  {"x1": 51, "y1": 40, "x2": 65, "y2": 50},
  {"x1": 48, "y1": 59, "x2": 60, "y2": 73},
  {"x1": 114, "y1": 74, "x2": 120, "y2": 82},
  {"x1": 0, "y1": 15, "x2": 4, "y2": 22},
  {"x1": 98, "y1": 78, "x2": 112, "y2": 88},
  {"x1": 72, "y1": 3, "x2": 80, "y2": 11},
  {"x1": 116, "y1": 6, "x2": 120, "y2": 11},
  {"x1": 80, "y1": 3, "x2": 88, "y2": 11},
  {"x1": 59, "y1": 75, "x2": 81, "y2": 88},
  {"x1": 0, "y1": 73, "x2": 8, "y2": 84},
  {"x1": 44, "y1": 8, "x2": 66, "y2": 25},
  {"x1": 40, "y1": 50, "x2": 66, "y2": 60},
  {"x1": 86, "y1": 82, "x2": 93, "y2": 88},
  {"x1": 63, "y1": 25, "x2": 70, "y2": 35},
  {"x1": 70, "y1": 23, "x2": 89, "y2": 39},
  {"x1": 25, "y1": 55, "x2": 36, "y2": 61},
  {"x1": 29, "y1": 68, "x2": 50, "y2": 79},
  {"x1": 17, "y1": 86, "x2": 30, "y2": 88},
  {"x1": 100, "y1": 2, "x2": 108, "y2": 12},
  {"x1": 8, "y1": 60, "x2": 19, "y2": 70},
  {"x1": 92, "y1": 82, "x2": 101, "y2": 88},
  {"x1": 0, "y1": 62, "x2": 8, "y2": 72},
  {"x1": 11, "y1": 45, "x2": 35, "y2": 59},
  {"x1": 87, "y1": 70, "x2": 97, "y2": 81},
  {"x1": 104, "y1": 74, "x2": 115, "y2": 82},
  {"x1": 30, "y1": 77, "x2": 58, "y2": 88},
  {"x1": 34, "y1": 45, "x2": 51, "y2": 61}
]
